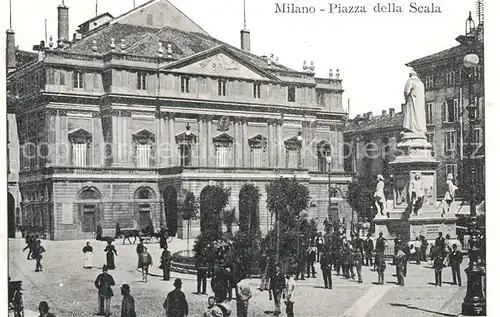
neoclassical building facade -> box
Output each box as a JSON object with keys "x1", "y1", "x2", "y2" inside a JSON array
[{"x1": 7, "y1": 0, "x2": 352, "y2": 240}]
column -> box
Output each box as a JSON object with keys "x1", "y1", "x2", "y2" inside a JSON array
[
  {"x1": 330, "y1": 125, "x2": 339, "y2": 170},
  {"x1": 233, "y1": 119, "x2": 240, "y2": 167},
  {"x1": 155, "y1": 110, "x2": 161, "y2": 167},
  {"x1": 46, "y1": 110, "x2": 58, "y2": 165},
  {"x1": 206, "y1": 116, "x2": 213, "y2": 167},
  {"x1": 242, "y1": 119, "x2": 249, "y2": 167},
  {"x1": 338, "y1": 126, "x2": 344, "y2": 171},
  {"x1": 277, "y1": 120, "x2": 284, "y2": 168},
  {"x1": 309, "y1": 122, "x2": 318, "y2": 170},
  {"x1": 197, "y1": 117, "x2": 203, "y2": 166},
  {"x1": 59, "y1": 110, "x2": 69, "y2": 165},
  {"x1": 159, "y1": 113, "x2": 169, "y2": 166},
  {"x1": 267, "y1": 120, "x2": 274, "y2": 168},
  {"x1": 168, "y1": 114, "x2": 176, "y2": 166}
]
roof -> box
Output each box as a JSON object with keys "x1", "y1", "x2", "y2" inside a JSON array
[
  {"x1": 15, "y1": 49, "x2": 38, "y2": 68},
  {"x1": 345, "y1": 112, "x2": 404, "y2": 134},
  {"x1": 65, "y1": 23, "x2": 295, "y2": 72},
  {"x1": 406, "y1": 45, "x2": 466, "y2": 67}
]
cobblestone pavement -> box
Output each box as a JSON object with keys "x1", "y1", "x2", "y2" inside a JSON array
[{"x1": 9, "y1": 238, "x2": 468, "y2": 317}]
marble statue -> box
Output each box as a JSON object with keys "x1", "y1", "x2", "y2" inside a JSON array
[
  {"x1": 441, "y1": 173, "x2": 458, "y2": 215},
  {"x1": 373, "y1": 175, "x2": 386, "y2": 216},
  {"x1": 403, "y1": 69, "x2": 427, "y2": 134}
]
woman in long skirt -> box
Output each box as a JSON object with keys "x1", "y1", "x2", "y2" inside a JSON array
[
  {"x1": 104, "y1": 240, "x2": 117, "y2": 270},
  {"x1": 83, "y1": 241, "x2": 93, "y2": 269}
]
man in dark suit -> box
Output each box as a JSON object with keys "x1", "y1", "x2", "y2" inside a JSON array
[
  {"x1": 94, "y1": 265, "x2": 115, "y2": 317},
  {"x1": 164, "y1": 278, "x2": 189, "y2": 317},
  {"x1": 375, "y1": 233, "x2": 386, "y2": 271},
  {"x1": 320, "y1": 252, "x2": 333, "y2": 289},
  {"x1": 448, "y1": 244, "x2": 463, "y2": 286},
  {"x1": 306, "y1": 245, "x2": 316, "y2": 278},
  {"x1": 196, "y1": 256, "x2": 208, "y2": 294},
  {"x1": 160, "y1": 247, "x2": 172, "y2": 281},
  {"x1": 435, "y1": 232, "x2": 446, "y2": 254}
]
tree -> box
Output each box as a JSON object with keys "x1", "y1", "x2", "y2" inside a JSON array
[
  {"x1": 346, "y1": 176, "x2": 375, "y2": 220},
  {"x1": 178, "y1": 190, "x2": 197, "y2": 220},
  {"x1": 265, "y1": 177, "x2": 310, "y2": 259},
  {"x1": 238, "y1": 183, "x2": 261, "y2": 233},
  {"x1": 223, "y1": 208, "x2": 236, "y2": 235}
]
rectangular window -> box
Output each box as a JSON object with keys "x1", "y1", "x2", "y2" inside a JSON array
[
  {"x1": 473, "y1": 128, "x2": 482, "y2": 145},
  {"x1": 446, "y1": 164, "x2": 457, "y2": 179},
  {"x1": 251, "y1": 147, "x2": 264, "y2": 168},
  {"x1": 446, "y1": 71, "x2": 456, "y2": 86},
  {"x1": 180, "y1": 144, "x2": 192, "y2": 167},
  {"x1": 443, "y1": 99, "x2": 459, "y2": 123},
  {"x1": 445, "y1": 130, "x2": 457, "y2": 153},
  {"x1": 286, "y1": 149, "x2": 299, "y2": 168},
  {"x1": 253, "y1": 83, "x2": 261, "y2": 99},
  {"x1": 72, "y1": 71, "x2": 84, "y2": 89},
  {"x1": 137, "y1": 72, "x2": 147, "y2": 90},
  {"x1": 60, "y1": 71, "x2": 66, "y2": 85},
  {"x1": 425, "y1": 76, "x2": 434, "y2": 89},
  {"x1": 426, "y1": 133, "x2": 435, "y2": 157},
  {"x1": 215, "y1": 146, "x2": 229, "y2": 167},
  {"x1": 47, "y1": 69, "x2": 55, "y2": 85},
  {"x1": 287, "y1": 86, "x2": 296, "y2": 102},
  {"x1": 317, "y1": 91, "x2": 326, "y2": 107},
  {"x1": 72, "y1": 143, "x2": 87, "y2": 167},
  {"x1": 218, "y1": 79, "x2": 227, "y2": 96},
  {"x1": 136, "y1": 144, "x2": 151, "y2": 167},
  {"x1": 93, "y1": 74, "x2": 100, "y2": 89},
  {"x1": 425, "y1": 103, "x2": 434, "y2": 124},
  {"x1": 181, "y1": 76, "x2": 190, "y2": 93}
]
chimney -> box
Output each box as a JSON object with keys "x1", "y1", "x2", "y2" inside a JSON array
[
  {"x1": 57, "y1": 2, "x2": 69, "y2": 43},
  {"x1": 401, "y1": 103, "x2": 405, "y2": 112},
  {"x1": 389, "y1": 108, "x2": 395, "y2": 117},
  {"x1": 6, "y1": 29, "x2": 16, "y2": 72},
  {"x1": 382, "y1": 110, "x2": 387, "y2": 116},
  {"x1": 367, "y1": 112, "x2": 373, "y2": 120},
  {"x1": 240, "y1": 29, "x2": 251, "y2": 52}
]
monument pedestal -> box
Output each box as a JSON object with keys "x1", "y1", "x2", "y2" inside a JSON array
[{"x1": 374, "y1": 132, "x2": 457, "y2": 243}]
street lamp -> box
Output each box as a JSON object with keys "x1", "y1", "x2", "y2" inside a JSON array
[
  {"x1": 461, "y1": 19, "x2": 486, "y2": 315},
  {"x1": 184, "y1": 123, "x2": 193, "y2": 255},
  {"x1": 326, "y1": 155, "x2": 332, "y2": 221},
  {"x1": 297, "y1": 131, "x2": 303, "y2": 168}
]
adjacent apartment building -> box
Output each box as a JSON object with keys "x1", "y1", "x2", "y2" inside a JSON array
[{"x1": 6, "y1": 0, "x2": 352, "y2": 240}]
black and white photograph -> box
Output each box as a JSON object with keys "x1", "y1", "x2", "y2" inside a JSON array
[{"x1": 3, "y1": 0, "x2": 495, "y2": 316}]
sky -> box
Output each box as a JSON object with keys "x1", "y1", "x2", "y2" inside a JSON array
[{"x1": 2, "y1": 0, "x2": 479, "y2": 117}]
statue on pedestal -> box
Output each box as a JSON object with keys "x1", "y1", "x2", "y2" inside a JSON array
[
  {"x1": 441, "y1": 173, "x2": 458, "y2": 215},
  {"x1": 373, "y1": 175, "x2": 386, "y2": 217},
  {"x1": 403, "y1": 69, "x2": 427, "y2": 135},
  {"x1": 410, "y1": 173, "x2": 425, "y2": 215}
]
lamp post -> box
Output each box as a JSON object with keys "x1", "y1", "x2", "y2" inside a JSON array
[
  {"x1": 461, "y1": 15, "x2": 486, "y2": 315},
  {"x1": 297, "y1": 131, "x2": 303, "y2": 168},
  {"x1": 184, "y1": 123, "x2": 193, "y2": 255},
  {"x1": 326, "y1": 155, "x2": 332, "y2": 220}
]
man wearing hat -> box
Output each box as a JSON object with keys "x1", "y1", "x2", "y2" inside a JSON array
[
  {"x1": 120, "y1": 284, "x2": 136, "y2": 317},
  {"x1": 94, "y1": 265, "x2": 115, "y2": 317},
  {"x1": 236, "y1": 276, "x2": 252, "y2": 317},
  {"x1": 161, "y1": 246, "x2": 173, "y2": 281},
  {"x1": 139, "y1": 246, "x2": 153, "y2": 283},
  {"x1": 164, "y1": 278, "x2": 189, "y2": 317},
  {"x1": 38, "y1": 301, "x2": 56, "y2": 317}
]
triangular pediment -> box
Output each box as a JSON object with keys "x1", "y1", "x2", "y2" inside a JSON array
[
  {"x1": 164, "y1": 46, "x2": 280, "y2": 81},
  {"x1": 175, "y1": 131, "x2": 197, "y2": 144},
  {"x1": 248, "y1": 134, "x2": 268, "y2": 147},
  {"x1": 68, "y1": 128, "x2": 92, "y2": 143},
  {"x1": 213, "y1": 133, "x2": 234, "y2": 145},
  {"x1": 133, "y1": 129, "x2": 155, "y2": 144}
]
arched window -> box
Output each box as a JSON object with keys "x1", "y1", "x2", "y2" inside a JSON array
[{"x1": 317, "y1": 141, "x2": 331, "y2": 172}]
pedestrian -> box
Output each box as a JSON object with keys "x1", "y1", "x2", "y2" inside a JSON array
[
  {"x1": 284, "y1": 271, "x2": 296, "y2": 317},
  {"x1": 159, "y1": 225, "x2": 168, "y2": 249},
  {"x1": 38, "y1": 301, "x2": 56, "y2": 317},
  {"x1": 305, "y1": 245, "x2": 316, "y2": 278},
  {"x1": 11, "y1": 287, "x2": 23, "y2": 317},
  {"x1": 236, "y1": 277, "x2": 252, "y2": 317},
  {"x1": 395, "y1": 250, "x2": 406, "y2": 286},
  {"x1": 224, "y1": 265, "x2": 235, "y2": 300},
  {"x1": 433, "y1": 251, "x2": 445, "y2": 287},
  {"x1": 374, "y1": 233, "x2": 386, "y2": 271},
  {"x1": 420, "y1": 235, "x2": 429, "y2": 262},
  {"x1": 448, "y1": 244, "x2": 463, "y2": 286},
  {"x1": 211, "y1": 265, "x2": 227, "y2": 303},
  {"x1": 315, "y1": 232, "x2": 324, "y2": 262},
  {"x1": 196, "y1": 256, "x2": 208, "y2": 294},
  {"x1": 83, "y1": 241, "x2": 93, "y2": 269},
  {"x1": 104, "y1": 240, "x2": 117, "y2": 270},
  {"x1": 269, "y1": 265, "x2": 286, "y2": 316},
  {"x1": 320, "y1": 252, "x2": 333, "y2": 289},
  {"x1": 377, "y1": 257, "x2": 386, "y2": 285},
  {"x1": 120, "y1": 284, "x2": 136, "y2": 317},
  {"x1": 161, "y1": 246, "x2": 172, "y2": 281},
  {"x1": 413, "y1": 237, "x2": 422, "y2": 265},
  {"x1": 202, "y1": 296, "x2": 216, "y2": 317},
  {"x1": 163, "y1": 278, "x2": 189, "y2": 317},
  {"x1": 435, "y1": 232, "x2": 446, "y2": 254},
  {"x1": 354, "y1": 247, "x2": 363, "y2": 283},
  {"x1": 364, "y1": 234, "x2": 374, "y2": 266},
  {"x1": 94, "y1": 265, "x2": 115, "y2": 317},
  {"x1": 258, "y1": 254, "x2": 269, "y2": 291},
  {"x1": 32, "y1": 240, "x2": 46, "y2": 272},
  {"x1": 136, "y1": 239, "x2": 145, "y2": 269},
  {"x1": 393, "y1": 234, "x2": 403, "y2": 265},
  {"x1": 139, "y1": 246, "x2": 153, "y2": 283},
  {"x1": 23, "y1": 233, "x2": 35, "y2": 260},
  {"x1": 96, "y1": 224, "x2": 103, "y2": 241}
]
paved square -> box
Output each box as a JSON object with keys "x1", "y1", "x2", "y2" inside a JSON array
[{"x1": 9, "y1": 238, "x2": 467, "y2": 317}]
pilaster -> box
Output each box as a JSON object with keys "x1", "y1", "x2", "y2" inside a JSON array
[
  {"x1": 168, "y1": 113, "x2": 176, "y2": 166},
  {"x1": 277, "y1": 119, "x2": 284, "y2": 168},
  {"x1": 242, "y1": 118, "x2": 249, "y2": 167},
  {"x1": 59, "y1": 110, "x2": 69, "y2": 165},
  {"x1": 267, "y1": 120, "x2": 274, "y2": 168},
  {"x1": 206, "y1": 116, "x2": 213, "y2": 167}
]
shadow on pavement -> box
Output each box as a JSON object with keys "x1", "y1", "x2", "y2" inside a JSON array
[{"x1": 389, "y1": 303, "x2": 457, "y2": 316}]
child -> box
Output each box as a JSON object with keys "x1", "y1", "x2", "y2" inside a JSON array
[{"x1": 377, "y1": 257, "x2": 386, "y2": 285}]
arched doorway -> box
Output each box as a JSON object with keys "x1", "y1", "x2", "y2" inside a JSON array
[
  {"x1": 163, "y1": 187, "x2": 178, "y2": 237},
  {"x1": 8, "y1": 192, "x2": 15, "y2": 238},
  {"x1": 78, "y1": 188, "x2": 101, "y2": 234},
  {"x1": 134, "y1": 187, "x2": 155, "y2": 230}
]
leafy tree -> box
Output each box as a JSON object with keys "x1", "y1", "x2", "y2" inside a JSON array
[
  {"x1": 238, "y1": 183, "x2": 261, "y2": 233},
  {"x1": 346, "y1": 176, "x2": 375, "y2": 220},
  {"x1": 223, "y1": 208, "x2": 236, "y2": 234},
  {"x1": 178, "y1": 190, "x2": 197, "y2": 220}
]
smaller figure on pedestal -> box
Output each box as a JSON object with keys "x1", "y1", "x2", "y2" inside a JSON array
[
  {"x1": 441, "y1": 173, "x2": 458, "y2": 216},
  {"x1": 374, "y1": 175, "x2": 387, "y2": 217},
  {"x1": 409, "y1": 173, "x2": 425, "y2": 215}
]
